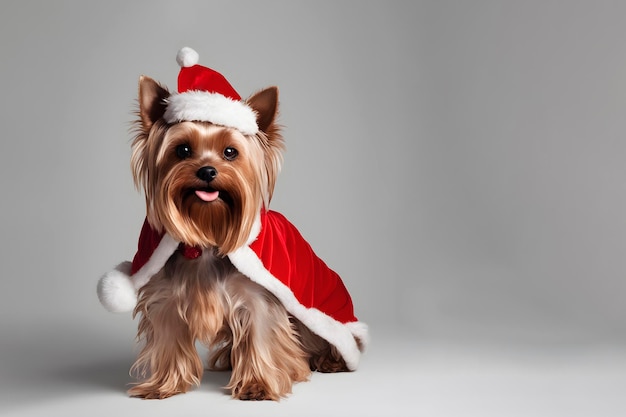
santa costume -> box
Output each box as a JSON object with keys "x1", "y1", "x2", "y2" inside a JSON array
[{"x1": 97, "y1": 47, "x2": 368, "y2": 370}]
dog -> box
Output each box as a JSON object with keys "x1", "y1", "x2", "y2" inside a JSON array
[{"x1": 97, "y1": 47, "x2": 368, "y2": 401}]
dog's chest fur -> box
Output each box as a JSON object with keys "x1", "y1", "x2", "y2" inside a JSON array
[{"x1": 138, "y1": 246, "x2": 289, "y2": 348}]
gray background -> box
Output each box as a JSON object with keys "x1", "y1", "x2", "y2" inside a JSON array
[{"x1": 1, "y1": 1, "x2": 626, "y2": 416}]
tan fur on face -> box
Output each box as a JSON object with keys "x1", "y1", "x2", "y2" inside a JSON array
[
  {"x1": 130, "y1": 77, "x2": 284, "y2": 255},
  {"x1": 137, "y1": 123, "x2": 264, "y2": 253}
]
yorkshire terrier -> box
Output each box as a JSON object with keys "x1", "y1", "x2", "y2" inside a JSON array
[{"x1": 97, "y1": 47, "x2": 368, "y2": 401}]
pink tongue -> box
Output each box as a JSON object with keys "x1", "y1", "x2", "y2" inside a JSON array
[{"x1": 195, "y1": 190, "x2": 219, "y2": 202}]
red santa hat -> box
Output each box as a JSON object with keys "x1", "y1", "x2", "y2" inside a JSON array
[{"x1": 162, "y1": 47, "x2": 258, "y2": 135}]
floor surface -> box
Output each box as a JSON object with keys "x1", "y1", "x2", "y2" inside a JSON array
[{"x1": 2, "y1": 319, "x2": 625, "y2": 417}]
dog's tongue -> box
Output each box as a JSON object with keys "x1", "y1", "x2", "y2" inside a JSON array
[{"x1": 195, "y1": 190, "x2": 219, "y2": 202}]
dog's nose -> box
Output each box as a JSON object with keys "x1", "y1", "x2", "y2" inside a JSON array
[{"x1": 197, "y1": 166, "x2": 218, "y2": 182}]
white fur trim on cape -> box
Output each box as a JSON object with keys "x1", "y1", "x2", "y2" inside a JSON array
[
  {"x1": 97, "y1": 261, "x2": 135, "y2": 313},
  {"x1": 227, "y1": 246, "x2": 366, "y2": 370},
  {"x1": 131, "y1": 234, "x2": 179, "y2": 289},
  {"x1": 97, "y1": 235, "x2": 179, "y2": 313},
  {"x1": 163, "y1": 91, "x2": 259, "y2": 135}
]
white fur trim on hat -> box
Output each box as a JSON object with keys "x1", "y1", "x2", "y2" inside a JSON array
[{"x1": 163, "y1": 91, "x2": 259, "y2": 135}]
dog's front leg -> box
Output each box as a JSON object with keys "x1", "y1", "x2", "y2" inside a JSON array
[
  {"x1": 224, "y1": 280, "x2": 311, "y2": 401},
  {"x1": 128, "y1": 291, "x2": 203, "y2": 399}
]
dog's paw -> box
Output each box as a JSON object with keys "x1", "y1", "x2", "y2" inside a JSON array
[
  {"x1": 310, "y1": 351, "x2": 350, "y2": 373},
  {"x1": 128, "y1": 383, "x2": 182, "y2": 400},
  {"x1": 232, "y1": 381, "x2": 276, "y2": 401}
]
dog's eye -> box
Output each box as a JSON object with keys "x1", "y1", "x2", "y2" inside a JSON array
[
  {"x1": 223, "y1": 147, "x2": 239, "y2": 161},
  {"x1": 176, "y1": 144, "x2": 192, "y2": 159}
]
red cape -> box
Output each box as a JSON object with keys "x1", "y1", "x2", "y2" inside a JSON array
[
  {"x1": 247, "y1": 210, "x2": 358, "y2": 324},
  {"x1": 132, "y1": 210, "x2": 361, "y2": 328}
]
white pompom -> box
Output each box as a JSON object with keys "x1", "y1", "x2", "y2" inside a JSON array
[
  {"x1": 176, "y1": 47, "x2": 199, "y2": 68},
  {"x1": 97, "y1": 261, "x2": 137, "y2": 313}
]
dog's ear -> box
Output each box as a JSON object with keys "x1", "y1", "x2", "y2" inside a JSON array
[
  {"x1": 247, "y1": 86, "x2": 279, "y2": 134},
  {"x1": 246, "y1": 87, "x2": 284, "y2": 206},
  {"x1": 138, "y1": 75, "x2": 169, "y2": 132}
]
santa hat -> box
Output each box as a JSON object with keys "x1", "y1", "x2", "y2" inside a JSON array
[{"x1": 162, "y1": 46, "x2": 258, "y2": 135}]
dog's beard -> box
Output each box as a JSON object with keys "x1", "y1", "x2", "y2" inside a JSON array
[
  {"x1": 133, "y1": 121, "x2": 283, "y2": 256},
  {"x1": 149, "y1": 164, "x2": 262, "y2": 256}
]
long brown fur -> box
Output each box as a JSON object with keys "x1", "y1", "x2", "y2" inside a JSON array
[
  {"x1": 129, "y1": 250, "x2": 312, "y2": 400},
  {"x1": 127, "y1": 76, "x2": 352, "y2": 401}
]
